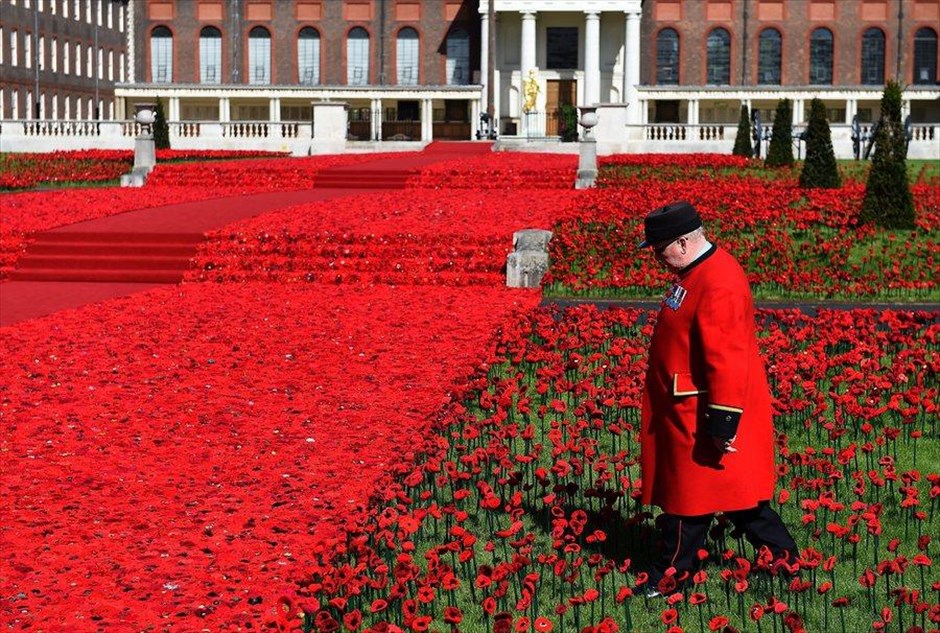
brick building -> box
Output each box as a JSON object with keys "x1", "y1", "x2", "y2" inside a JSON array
[
  {"x1": 0, "y1": 0, "x2": 129, "y2": 121},
  {"x1": 1, "y1": 0, "x2": 937, "y2": 155}
]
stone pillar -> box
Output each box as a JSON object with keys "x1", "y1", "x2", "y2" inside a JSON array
[
  {"x1": 506, "y1": 229, "x2": 553, "y2": 288},
  {"x1": 168, "y1": 96, "x2": 180, "y2": 121},
  {"x1": 371, "y1": 98, "x2": 382, "y2": 141},
  {"x1": 219, "y1": 97, "x2": 231, "y2": 123},
  {"x1": 480, "y1": 11, "x2": 489, "y2": 115},
  {"x1": 422, "y1": 98, "x2": 433, "y2": 142},
  {"x1": 846, "y1": 99, "x2": 857, "y2": 125},
  {"x1": 521, "y1": 11, "x2": 537, "y2": 77},
  {"x1": 575, "y1": 106, "x2": 598, "y2": 189},
  {"x1": 623, "y1": 11, "x2": 641, "y2": 124},
  {"x1": 584, "y1": 11, "x2": 601, "y2": 106},
  {"x1": 688, "y1": 99, "x2": 699, "y2": 125},
  {"x1": 311, "y1": 101, "x2": 348, "y2": 153},
  {"x1": 270, "y1": 97, "x2": 281, "y2": 122}
]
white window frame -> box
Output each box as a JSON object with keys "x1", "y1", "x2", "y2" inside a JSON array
[
  {"x1": 446, "y1": 30, "x2": 470, "y2": 85},
  {"x1": 298, "y1": 27, "x2": 320, "y2": 85},
  {"x1": 199, "y1": 27, "x2": 222, "y2": 84},
  {"x1": 248, "y1": 27, "x2": 271, "y2": 85},
  {"x1": 151, "y1": 27, "x2": 173, "y2": 83},
  {"x1": 347, "y1": 27, "x2": 369, "y2": 86},
  {"x1": 396, "y1": 28, "x2": 419, "y2": 85}
]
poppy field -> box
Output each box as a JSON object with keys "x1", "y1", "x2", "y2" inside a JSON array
[{"x1": 0, "y1": 150, "x2": 937, "y2": 633}]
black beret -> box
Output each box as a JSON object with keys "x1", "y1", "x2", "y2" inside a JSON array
[{"x1": 638, "y1": 201, "x2": 703, "y2": 249}]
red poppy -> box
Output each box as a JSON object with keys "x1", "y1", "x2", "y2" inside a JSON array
[
  {"x1": 533, "y1": 616, "x2": 554, "y2": 632},
  {"x1": 708, "y1": 616, "x2": 730, "y2": 631},
  {"x1": 661, "y1": 608, "x2": 679, "y2": 625}
]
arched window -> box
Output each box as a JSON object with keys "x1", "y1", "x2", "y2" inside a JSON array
[
  {"x1": 446, "y1": 28, "x2": 469, "y2": 85},
  {"x1": 199, "y1": 26, "x2": 221, "y2": 84},
  {"x1": 656, "y1": 28, "x2": 679, "y2": 85},
  {"x1": 248, "y1": 26, "x2": 271, "y2": 85},
  {"x1": 298, "y1": 27, "x2": 320, "y2": 85},
  {"x1": 396, "y1": 27, "x2": 419, "y2": 85},
  {"x1": 706, "y1": 28, "x2": 730, "y2": 85},
  {"x1": 861, "y1": 28, "x2": 885, "y2": 85},
  {"x1": 150, "y1": 25, "x2": 172, "y2": 83},
  {"x1": 757, "y1": 28, "x2": 782, "y2": 84},
  {"x1": 913, "y1": 27, "x2": 938, "y2": 85},
  {"x1": 809, "y1": 28, "x2": 833, "y2": 85},
  {"x1": 347, "y1": 27, "x2": 369, "y2": 85}
]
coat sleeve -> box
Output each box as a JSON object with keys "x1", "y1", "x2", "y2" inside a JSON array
[{"x1": 695, "y1": 282, "x2": 751, "y2": 438}]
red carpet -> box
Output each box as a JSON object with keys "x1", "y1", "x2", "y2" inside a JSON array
[{"x1": 1, "y1": 143, "x2": 495, "y2": 325}]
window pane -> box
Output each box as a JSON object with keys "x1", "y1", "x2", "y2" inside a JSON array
[
  {"x1": 396, "y1": 27, "x2": 418, "y2": 85},
  {"x1": 150, "y1": 26, "x2": 172, "y2": 83},
  {"x1": 248, "y1": 26, "x2": 270, "y2": 85},
  {"x1": 347, "y1": 27, "x2": 369, "y2": 85},
  {"x1": 809, "y1": 28, "x2": 833, "y2": 85},
  {"x1": 446, "y1": 29, "x2": 469, "y2": 85},
  {"x1": 298, "y1": 27, "x2": 320, "y2": 85},
  {"x1": 706, "y1": 28, "x2": 730, "y2": 85},
  {"x1": 546, "y1": 27, "x2": 578, "y2": 70},
  {"x1": 861, "y1": 28, "x2": 884, "y2": 85},
  {"x1": 656, "y1": 28, "x2": 679, "y2": 85},
  {"x1": 757, "y1": 28, "x2": 781, "y2": 84},
  {"x1": 199, "y1": 26, "x2": 221, "y2": 84},
  {"x1": 913, "y1": 27, "x2": 937, "y2": 85}
]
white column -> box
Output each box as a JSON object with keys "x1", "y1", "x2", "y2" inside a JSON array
[
  {"x1": 623, "y1": 11, "x2": 641, "y2": 124},
  {"x1": 688, "y1": 99, "x2": 699, "y2": 125},
  {"x1": 584, "y1": 11, "x2": 601, "y2": 106},
  {"x1": 269, "y1": 97, "x2": 280, "y2": 122},
  {"x1": 422, "y1": 98, "x2": 433, "y2": 141},
  {"x1": 126, "y1": 0, "x2": 135, "y2": 83},
  {"x1": 168, "y1": 97, "x2": 180, "y2": 121},
  {"x1": 372, "y1": 98, "x2": 382, "y2": 141},
  {"x1": 792, "y1": 98, "x2": 803, "y2": 125},
  {"x1": 219, "y1": 97, "x2": 230, "y2": 122},
  {"x1": 470, "y1": 98, "x2": 481, "y2": 139},
  {"x1": 521, "y1": 11, "x2": 537, "y2": 76},
  {"x1": 846, "y1": 98, "x2": 857, "y2": 124},
  {"x1": 480, "y1": 11, "x2": 489, "y2": 115}
]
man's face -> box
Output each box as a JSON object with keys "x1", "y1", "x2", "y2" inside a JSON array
[{"x1": 652, "y1": 236, "x2": 687, "y2": 272}]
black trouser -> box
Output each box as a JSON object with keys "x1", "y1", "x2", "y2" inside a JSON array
[{"x1": 650, "y1": 501, "x2": 797, "y2": 586}]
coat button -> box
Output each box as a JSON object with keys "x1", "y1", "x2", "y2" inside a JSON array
[{"x1": 726, "y1": 415, "x2": 732, "y2": 421}]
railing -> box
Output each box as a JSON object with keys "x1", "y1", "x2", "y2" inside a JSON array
[
  {"x1": 174, "y1": 122, "x2": 201, "y2": 138},
  {"x1": 2, "y1": 119, "x2": 937, "y2": 158},
  {"x1": 646, "y1": 125, "x2": 688, "y2": 141},
  {"x1": 381, "y1": 121, "x2": 420, "y2": 141},
  {"x1": 23, "y1": 120, "x2": 103, "y2": 136},
  {"x1": 223, "y1": 122, "x2": 270, "y2": 138}
]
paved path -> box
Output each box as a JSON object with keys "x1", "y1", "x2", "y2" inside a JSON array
[{"x1": 0, "y1": 143, "x2": 492, "y2": 327}]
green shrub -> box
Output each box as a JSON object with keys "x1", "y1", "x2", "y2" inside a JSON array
[
  {"x1": 799, "y1": 98, "x2": 841, "y2": 188},
  {"x1": 732, "y1": 104, "x2": 753, "y2": 157},
  {"x1": 153, "y1": 98, "x2": 171, "y2": 150},
  {"x1": 559, "y1": 105, "x2": 579, "y2": 142},
  {"x1": 860, "y1": 80, "x2": 915, "y2": 228},
  {"x1": 765, "y1": 99, "x2": 794, "y2": 167}
]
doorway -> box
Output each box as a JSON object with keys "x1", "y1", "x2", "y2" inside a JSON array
[{"x1": 546, "y1": 79, "x2": 576, "y2": 138}]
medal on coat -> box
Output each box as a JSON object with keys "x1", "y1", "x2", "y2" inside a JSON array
[{"x1": 663, "y1": 283, "x2": 687, "y2": 311}]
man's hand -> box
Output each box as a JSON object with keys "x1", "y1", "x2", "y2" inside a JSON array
[{"x1": 712, "y1": 435, "x2": 737, "y2": 453}]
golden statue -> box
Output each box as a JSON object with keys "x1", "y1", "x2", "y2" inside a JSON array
[{"x1": 523, "y1": 69, "x2": 539, "y2": 113}]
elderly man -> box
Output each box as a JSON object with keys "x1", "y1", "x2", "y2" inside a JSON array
[{"x1": 638, "y1": 201, "x2": 797, "y2": 596}]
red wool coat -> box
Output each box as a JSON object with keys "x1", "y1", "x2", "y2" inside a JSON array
[{"x1": 640, "y1": 246, "x2": 776, "y2": 516}]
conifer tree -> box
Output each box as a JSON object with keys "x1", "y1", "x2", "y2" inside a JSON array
[
  {"x1": 799, "y1": 98, "x2": 841, "y2": 188},
  {"x1": 153, "y1": 98, "x2": 171, "y2": 150},
  {"x1": 765, "y1": 99, "x2": 793, "y2": 167},
  {"x1": 732, "y1": 104, "x2": 753, "y2": 158},
  {"x1": 860, "y1": 80, "x2": 915, "y2": 228}
]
